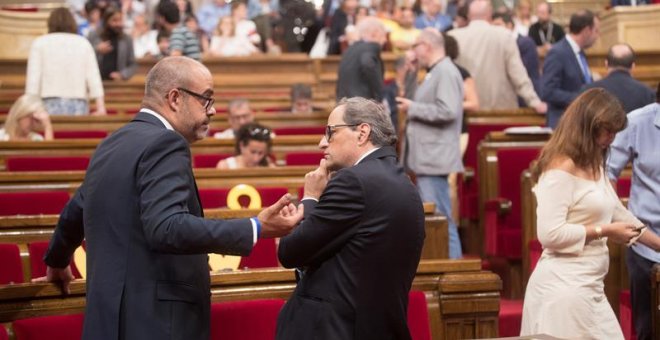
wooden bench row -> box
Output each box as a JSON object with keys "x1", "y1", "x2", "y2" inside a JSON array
[{"x1": 0, "y1": 258, "x2": 500, "y2": 339}]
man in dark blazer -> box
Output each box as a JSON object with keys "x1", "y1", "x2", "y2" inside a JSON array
[
  {"x1": 541, "y1": 9, "x2": 600, "y2": 128},
  {"x1": 38, "y1": 57, "x2": 303, "y2": 340},
  {"x1": 582, "y1": 43, "x2": 655, "y2": 113},
  {"x1": 275, "y1": 97, "x2": 425, "y2": 340},
  {"x1": 335, "y1": 17, "x2": 387, "y2": 102}
]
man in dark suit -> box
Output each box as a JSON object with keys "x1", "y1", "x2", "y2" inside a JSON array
[
  {"x1": 528, "y1": 2, "x2": 565, "y2": 54},
  {"x1": 38, "y1": 57, "x2": 303, "y2": 340},
  {"x1": 275, "y1": 97, "x2": 425, "y2": 340},
  {"x1": 541, "y1": 9, "x2": 600, "y2": 128},
  {"x1": 335, "y1": 17, "x2": 387, "y2": 102},
  {"x1": 582, "y1": 44, "x2": 655, "y2": 113}
]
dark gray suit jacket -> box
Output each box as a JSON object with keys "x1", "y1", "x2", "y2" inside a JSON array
[
  {"x1": 335, "y1": 41, "x2": 384, "y2": 102},
  {"x1": 276, "y1": 146, "x2": 425, "y2": 340},
  {"x1": 45, "y1": 112, "x2": 254, "y2": 340},
  {"x1": 88, "y1": 31, "x2": 137, "y2": 80},
  {"x1": 582, "y1": 70, "x2": 655, "y2": 113}
]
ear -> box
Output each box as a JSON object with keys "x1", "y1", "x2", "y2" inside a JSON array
[
  {"x1": 357, "y1": 123, "x2": 371, "y2": 146},
  {"x1": 166, "y1": 88, "x2": 182, "y2": 112}
]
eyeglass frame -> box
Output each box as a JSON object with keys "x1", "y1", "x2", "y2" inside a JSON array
[
  {"x1": 176, "y1": 87, "x2": 215, "y2": 111},
  {"x1": 325, "y1": 124, "x2": 359, "y2": 141}
]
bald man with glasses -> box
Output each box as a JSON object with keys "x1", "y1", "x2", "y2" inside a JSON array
[{"x1": 38, "y1": 57, "x2": 303, "y2": 340}]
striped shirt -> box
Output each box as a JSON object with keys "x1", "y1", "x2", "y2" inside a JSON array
[{"x1": 169, "y1": 26, "x2": 201, "y2": 61}]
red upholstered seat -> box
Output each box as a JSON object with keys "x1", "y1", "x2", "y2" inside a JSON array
[
  {"x1": 616, "y1": 177, "x2": 631, "y2": 198},
  {"x1": 210, "y1": 299, "x2": 285, "y2": 340},
  {"x1": 6, "y1": 156, "x2": 90, "y2": 171},
  {"x1": 499, "y1": 298, "x2": 523, "y2": 337},
  {"x1": 528, "y1": 239, "x2": 542, "y2": 273},
  {"x1": 0, "y1": 243, "x2": 24, "y2": 284},
  {"x1": 484, "y1": 147, "x2": 541, "y2": 259},
  {"x1": 28, "y1": 241, "x2": 82, "y2": 280},
  {"x1": 1, "y1": 6, "x2": 38, "y2": 12},
  {"x1": 53, "y1": 130, "x2": 108, "y2": 139},
  {"x1": 13, "y1": 313, "x2": 84, "y2": 340},
  {"x1": 285, "y1": 152, "x2": 324, "y2": 166},
  {"x1": 238, "y1": 238, "x2": 278, "y2": 269},
  {"x1": 407, "y1": 291, "x2": 431, "y2": 340},
  {"x1": 273, "y1": 126, "x2": 325, "y2": 136},
  {"x1": 460, "y1": 123, "x2": 526, "y2": 220},
  {"x1": 620, "y1": 290, "x2": 636, "y2": 340},
  {"x1": 0, "y1": 324, "x2": 8, "y2": 340},
  {"x1": 254, "y1": 187, "x2": 289, "y2": 206},
  {"x1": 262, "y1": 106, "x2": 290, "y2": 113},
  {"x1": 0, "y1": 191, "x2": 70, "y2": 215},
  {"x1": 193, "y1": 154, "x2": 233, "y2": 168}
]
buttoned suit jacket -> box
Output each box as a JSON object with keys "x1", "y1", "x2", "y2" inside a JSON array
[
  {"x1": 275, "y1": 146, "x2": 425, "y2": 340},
  {"x1": 45, "y1": 112, "x2": 254, "y2": 340},
  {"x1": 540, "y1": 38, "x2": 586, "y2": 128}
]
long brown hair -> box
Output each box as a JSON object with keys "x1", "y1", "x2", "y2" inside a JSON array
[
  {"x1": 47, "y1": 7, "x2": 78, "y2": 34},
  {"x1": 532, "y1": 88, "x2": 626, "y2": 182}
]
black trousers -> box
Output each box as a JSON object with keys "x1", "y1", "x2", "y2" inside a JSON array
[{"x1": 626, "y1": 248, "x2": 656, "y2": 340}]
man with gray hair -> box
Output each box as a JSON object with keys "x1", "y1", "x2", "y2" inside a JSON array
[
  {"x1": 582, "y1": 43, "x2": 655, "y2": 113},
  {"x1": 213, "y1": 98, "x2": 255, "y2": 139},
  {"x1": 38, "y1": 57, "x2": 302, "y2": 339},
  {"x1": 276, "y1": 97, "x2": 425, "y2": 339},
  {"x1": 397, "y1": 27, "x2": 464, "y2": 258},
  {"x1": 335, "y1": 17, "x2": 387, "y2": 102}
]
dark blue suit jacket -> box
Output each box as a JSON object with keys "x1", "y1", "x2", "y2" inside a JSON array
[
  {"x1": 276, "y1": 146, "x2": 425, "y2": 340},
  {"x1": 582, "y1": 70, "x2": 655, "y2": 113},
  {"x1": 45, "y1": 112, "x2": 254, "y2": 340},
  {"x1": 517, "y1": 34, "x2": 541, "y2": 106},
  {"x1": 541, "y1": 38, "x2": 586, "y2": 128}
]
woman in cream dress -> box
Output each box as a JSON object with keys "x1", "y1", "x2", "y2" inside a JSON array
[{"x1": 520, "y1": 89, "x2": 660, "y2": 339}]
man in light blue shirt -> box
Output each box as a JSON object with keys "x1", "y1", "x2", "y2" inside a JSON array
[
  {"x1": 607, "y1": 85, "x2": 660, "y2": 340},
  {"x1": 197, "y1": 0, "x2": 231, "y2": 36}
]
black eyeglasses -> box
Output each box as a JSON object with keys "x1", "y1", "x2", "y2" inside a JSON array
[
  {"x1": 177, "y1": 87, "x2": 215, "y2": 111},
  {"x1": 325, "y1": 124, "x2": 358, "y2": 141}
]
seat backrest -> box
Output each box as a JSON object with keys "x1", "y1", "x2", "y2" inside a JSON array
[
  {"x1": 528, "y1": 239, "x2": 542, "y2": 273},
  {"x1": 6, "y1": 156, "x2": 90, "y2": 172},
  {"x1": 464, "y1": 123, "x2": 523, "y2": 169},
  {"x1": 407, "y1": 290, "x2": 431, "y2": 340},
  {"x1": 238, "y1": 238, "x2": 278, "y2": 269},
  {"x1": 273, "y1": 126, "x2": 325, "y2": 136},
  {"x1": 193, "y1": 154, "x2": 233, "y2": 168},
  {"x1": 496, "y1": 147, "x2": 541, "y2": 231},
  {"x1": 285, "y1": 151, "x2": 324, "y2": 166},
  {"x1": 28, "y1": 241, "x2": 82, "y2": 280},
  {"x1": 12, "y1": 313, "x2": 84, "y2": 340},
  {"x1": 0, "y1": 243, "x2": 24, "y2": 284},
  {"x1": 0, "y1": 191, "x2": 70, "y2": 215},
  {"x1": 53, "y1": 130, "x2": 108, "y2": 139},
  {"x1": 210, "y1": 299, "x2": 285, "y2": 340},
  {"x1": 198, "y1": 188, "x2": 232, "y2": 209},
  {"x1": 616, "y1": 176, "x2": 631, "y2": 198}
]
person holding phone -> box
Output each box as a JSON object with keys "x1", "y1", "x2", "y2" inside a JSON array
[{"x1": 520, "y1": 88, "x2": 658, "y2": 339}]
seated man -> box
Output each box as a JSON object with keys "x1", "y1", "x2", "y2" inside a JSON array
[
  {"x1": 290, "y1": 83, "x2": 313, "y2": 114},
  {"x1": 214, "y1": 98, "x2": 255, "y2": 139}
]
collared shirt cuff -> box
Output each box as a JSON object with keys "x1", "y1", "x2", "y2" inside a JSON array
[
  {"x1": 301, "y1": 196, "x2": 319, "y2": 202},
  {"x1": 249, "y1": 218, "x2": 259, "y2": 245}
]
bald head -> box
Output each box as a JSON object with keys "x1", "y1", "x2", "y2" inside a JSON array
[
  {"x1": 144, "y1": 56, "x2": 210, "y2": 106},
  {"x1": 606, "y1": 43, "x2": 635, "y2": 70},
  {"x1": 419, "y1": 28, "x2": 445, "y2": 51},
  {"x1": 357, "y1": 17, "x2": 386, "y2": 45},
  {"x1": 468, "y1": 0, "x2": 492, "y2": 21}
]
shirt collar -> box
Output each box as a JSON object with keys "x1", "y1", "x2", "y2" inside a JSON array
[
  {"x1": 565, "y1": 35, "x2": 581, "y2": 54},
  {"x1": 141, "y1": 108, "x2": 174, "y2": 131},
  {"x1": 654, "y1": 103, "x2": 660, "y2": 128},
  {"x1": 355, "y1": 147, "x2": 380, "y2": 165}
]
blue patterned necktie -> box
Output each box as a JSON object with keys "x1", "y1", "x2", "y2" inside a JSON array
[{"x1": 578, "y1": 51, "x2": 592, "y2": 84}]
